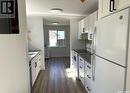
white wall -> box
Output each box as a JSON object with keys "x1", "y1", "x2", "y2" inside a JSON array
[
  {"x1": 0, "y1": 0, "x2": 30, "y2": 93},
  {"x1": 44, "y1": 25, "x2": 70, "y2": 57},
  {"x1": 27, "y1": 16, "x2": 45, "y2": 69},
  {"x1": 70, "y1": 18, "x2": 86, "y2": 50}
]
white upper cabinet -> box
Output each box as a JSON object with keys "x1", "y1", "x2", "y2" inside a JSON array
[
  {"x1": 98, "y1": 0, "x2": 111, "y2": 19},
  {"x1": 117, "y1": 0, "x2": 130, "y2": 10},
  {"x1": 78, "y1": 19, "x2": 85, "y2": 39},
  {"x1": 88, "y1": 11, "x2": 97, "y2": 40},
  {"x1": 78, "y1": 11, "x2": 97, "y2": 40},
  {"x1": 78, "y1": 21, "x2": 82, "y2": 39},
  {"x1": 84, "y1": 17, "x2": 89, "y2": 33},
  {"x1": 98, "y1": 0, "x2": 130, "y2": 19}
]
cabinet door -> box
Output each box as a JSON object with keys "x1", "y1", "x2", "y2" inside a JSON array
[
  {"x1": 84, "y1": 17, "x2": 89, "y2": 33},
  {"x1": 98, "y1": 0, "x2": 111, "y2": 19},
  {"x1": 36, "y1": 57, "x2": 41, "y2": 76},
  {"x1": 79, "y1": 56, "x2": 85, "y2": 85},
  {"x1": 88, "y1": 11, "x2": 97, "y2": 40},
  {"x1": 31, "y1": 60, "x2": 37, "y2": 86},
  {"x1": 89, "y1": 11, "x2": 97, "y2": 33},
  {"x1": 78, "y1": 21, "x2": 82, "y2": 39},
  {"x1": 117, "y1": 0, "x2": 130, "y2": 10},
  {"x1": 72, "y1": 51, "x2": 78, "y2": 77},
  {"x1": 71, "y1": 51, "x2": 75, "y2": 69}
]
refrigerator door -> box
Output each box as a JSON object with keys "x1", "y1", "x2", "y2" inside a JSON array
[
  {"x1": 96, "y1": 8, "x2": 129, "y2": 67},
  {"x1": 93, "y1": 56, "x2": 125, "y2": 93}
]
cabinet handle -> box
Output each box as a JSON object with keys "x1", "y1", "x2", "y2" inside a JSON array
[
  {"x1": 87, "y1": 75, "x2": 91, "y2": 79},
  {"x1": 109, "y1": 0, "x2": 113, "y2": 12},
  {"x1": 112, "y1": 0, "x2": 116, "y2": 11},
  {"x1": 80, "y1": 59, "x2": 83, "y2": 61},
  {"x1": 35, "y1": 62, "x2": 37, "y2": 68},
  {"x1": 87, "y1": 86, "x2": 91, "y2": 91},
  {"x1": 109, "y1": 0, "x2": 116, "y2": 12},
  {"x1": 83, "y1": 28, "x2": 85, "y2": 32},
  {"x1": 80, "y1": 66, "x2": 82, "y2": 69},
  {"x1": 87, "y1": 65, "x2": 91, "y2": 69},
  {"x1": 80, "y1": 75, "x2": 83, "y2": 78}
]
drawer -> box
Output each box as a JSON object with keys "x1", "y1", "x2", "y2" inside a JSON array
[
  {"x1": 79, "y1": 64, "x2": 84, "y2": 71},
  {"x1": 79, "y1": 75, "x2": 85, "y2": 85},
  {"x1": 79, "y1": 57, "x2": 84, "y2": 63},
  {"x1": 85, "y1": 71, "x2": 92, "y2": 80},
  {"x1": 79, "y1": 57, "x2": 84, "y2": 70},
  {"x1": 85, "y1": 61, "x2": 92, "y2": 70},
  {"x1": 85, "y1": 77, "x2": 92, "y2": 93}
]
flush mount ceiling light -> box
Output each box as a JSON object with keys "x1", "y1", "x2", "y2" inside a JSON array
[
  {"x1": 80, "y1": 0, "x2": 85, "y2": 3},
  {"x1": 50, "y1": 8, "x2": 63, "y2": 13},
  {"x1": 51, "y1": 22, "x2": 60, "y2": 25}
]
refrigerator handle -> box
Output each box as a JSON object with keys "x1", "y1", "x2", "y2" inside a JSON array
[{"x1": 92, "y1": 21, "x2": 97, "y2": 81}]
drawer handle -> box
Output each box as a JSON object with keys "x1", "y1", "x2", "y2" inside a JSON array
[
  {"x1": 80, "y1": 66, "x2": 82, "y2": 69},
  {"x1": 80, "y1": 59, "x2": 83, "y2": 61},
  {"x1": 35, "y1": 62, "x2": 37, "y2": 68},
  {"x1": 87, "y1": 75, "x2": 91, "y2": 79},
  {"x1": 87, "y1": 86, "x2": 91, "y2": 91},
  {"x1": 87, "y1": 65, "x2": 91, "y2": 69},
  {"x1": 80, "y1": 76, "x2": 83, "y2": 78}
]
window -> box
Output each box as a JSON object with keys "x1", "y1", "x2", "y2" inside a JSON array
[{"x1": 49, "y1": 30, "x2": 66, "y2": 47}]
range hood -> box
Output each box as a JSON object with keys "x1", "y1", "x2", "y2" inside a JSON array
[{"x1": 80, "y1": 33, "x2": 88, "y2": 39}]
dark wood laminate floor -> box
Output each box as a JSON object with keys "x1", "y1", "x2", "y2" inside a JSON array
[{"x1": 32, "y1": 57, "x2": 87, "y2": 93}]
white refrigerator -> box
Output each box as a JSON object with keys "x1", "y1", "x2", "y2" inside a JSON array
[{"x1": 93, "y1": 8, "x2": 130, "y2": 93}]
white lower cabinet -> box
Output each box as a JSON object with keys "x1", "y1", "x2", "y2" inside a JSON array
[
  {"x1": 79, "y1": 56, "x2": 93, "y2": 93},
  {"x1": 31, "y1": 52, "x2": 42, "y2": 86},
  {"x1": 79, "y1": 56, "x2": 85, "y2": 85},
  {"x1": 31, "y1": 60, "x2": 37, "y2": 85},
  {"x1": 84, "y1": 61, "x2": 93, "y2": 93},
  {"x1": 71, "y1": 50, "x2": 78, "y2": 77}
]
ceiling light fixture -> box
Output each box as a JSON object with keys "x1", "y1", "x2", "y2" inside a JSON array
[
  {"x1": 50, "y1": 8, "x2": 63, "y2": 13},
  {"x1": 80, "y1": 0, "x2": 85, "y2": 3},
  {"x1": 51, "y1": 22, "x2": 60, "y2": 25}
]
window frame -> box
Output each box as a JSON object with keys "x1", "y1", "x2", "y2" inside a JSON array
[{"x1": 48, "y1": 30, "x2": 66, "y2": 48}]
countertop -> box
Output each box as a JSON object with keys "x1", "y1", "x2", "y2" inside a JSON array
[{"x1": 73, "y1": 49, "x2": 92, "y2": 64}]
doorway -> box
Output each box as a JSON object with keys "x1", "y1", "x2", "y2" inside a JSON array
[{"x1": 43, "y1": 24, "x2": 70, "y2": 66}]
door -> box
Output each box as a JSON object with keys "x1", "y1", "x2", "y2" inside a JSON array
[
  {"x1": 96, "y1": 8, "x2": 129, "y2": 66},
  {"x1": 93, "y1": 56, "x2": 125, "y2": 93}
]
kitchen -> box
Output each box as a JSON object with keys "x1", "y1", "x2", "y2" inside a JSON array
[
  {"x1": 0, "y1": 0, "x2": 130, "y2": 93},
  {"x1": 26, "y1": 0, "x2": 130, "y2": 93}
]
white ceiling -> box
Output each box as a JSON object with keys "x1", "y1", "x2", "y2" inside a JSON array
[
  {"x1": 26, "y1": 0, "x2": 98, "y2": 25},
  {"x1": 43, "y1": 16, "x2": 70, "y2": 26}
]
